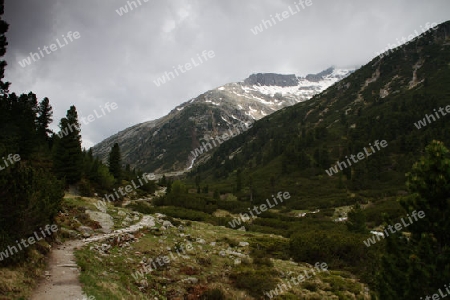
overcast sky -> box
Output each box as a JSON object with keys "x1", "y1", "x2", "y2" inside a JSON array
[{"x1": 3, "y1": 0, "x2": 449, "y2": 148}]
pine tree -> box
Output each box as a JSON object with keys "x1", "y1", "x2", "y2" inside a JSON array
[
  {"x1": 0, "y1": 2, "x2": 64, "y2": 266},
  {"x1": 0, "y1": 0, "x2": 9, "y2": 96},
  {"x1": 53, "y1": 106, "x2": 82, "y2": 184},
  {"x1": 160, "y1": 175, "x2": 167, "y2": 186},
  {"x1": 236, "y1": 168, "x2": 242, "y2": 192},
  {"x1": 195, "y1": 174, "x2": 201, "y2": 193},
  {"x1": 377, "y1": 140, "x2": 450, "y2": 299},
  {"x1": 270, "y1": 175, "x2": 275, "y2": 194},
  {"x1": 108, "y1": 142, "x2": 122, "y2": 184},
  {"x1": 12, "y1": 92, "x2": 39, "y2": 158},
  {"x1": 346, "y1": 202, "x2": 368, "y2": 233},
  {"x1": 37, "y1": 97, "x2": 53, "y2": 143}
]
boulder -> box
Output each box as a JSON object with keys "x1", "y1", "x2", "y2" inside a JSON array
[
  {"x1": 163, "y1": 220, "x2": 173, "y2": 227},
  {"x1": 77, "y1": 226, "x2": 94, "y2": 238},
  {"x1": 238, "y1": 241, "x2": 249, "y2": 247}
]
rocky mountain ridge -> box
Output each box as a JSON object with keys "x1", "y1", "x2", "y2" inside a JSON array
[{"x1": 92, "y1": 67, "x2": 353, "y2": 173}]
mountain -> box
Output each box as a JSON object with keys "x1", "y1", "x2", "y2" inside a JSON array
[
  {"x1": 192, "y1": 20, "x2": 450, "y2": 205},
  {"x1": 91, "y1": 67, "x2": 353, "y2": 173}
]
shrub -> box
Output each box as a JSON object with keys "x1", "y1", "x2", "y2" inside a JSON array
[
  {"x1": 302, "y1": 281, "x2": 318, "y2": 291},
  {"x1": 249, "y1": 237, "x2": 291, "y2": 260},
  {"x1": 289, "y1": 228, "x2": 378, "y2": 278},
  {"x1": 220, "y1": 237, "x2": 239, "y2": 248},
  {"x1": 200, "y1": 288, "x2": 226, "y2": 300},
  {"x1": 230, "y1": 266, "x2": 278, "y2": 297},
  {"x1": 253, "y1": 257, "x2": 273, "y2": 267},
  {"x1": 78, "y1": 178, "x2": 93, "y2": 197},
  {"x1": 127, "y1": 202, "x2": 156, "y2": 214},
  {"x1": 158, "y1": 207, "x2": 210, "y2": 221}
]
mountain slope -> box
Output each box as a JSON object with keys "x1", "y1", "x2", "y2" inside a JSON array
[
  {"x1": 92, "y1": 68, "x2": 352, "y2": 173},
  {"x1": 192, "y1": 20, "x2": 450, "y2": 206}
]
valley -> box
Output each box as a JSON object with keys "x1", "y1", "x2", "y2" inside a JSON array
[{"x1": 1, "y1": 2, "x2": 450, "y2": 299}]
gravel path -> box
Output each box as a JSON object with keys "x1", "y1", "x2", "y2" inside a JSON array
[{"x1": 30, "y1": 215, "x2": 155, "y2": 300}]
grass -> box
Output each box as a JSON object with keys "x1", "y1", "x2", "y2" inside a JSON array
[
  {"x1": 0, "y1": 252, "x2": 47, "y2": 300},
  {"x1": 0, "y1": 194, "x2": 99, "y2": 300},
  {"x1": 74, "y1": 209, "x2": 369, "y2": 299},
  {"x1": 0, "y1": 193, "x2": 373, "y2": 299}
]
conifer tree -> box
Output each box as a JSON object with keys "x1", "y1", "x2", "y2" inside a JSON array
[
  {"x1": 108, "y1": 142, "x2": 122, "y2": 183},
  {"x1": 0, "y1": 2, "x2": 64, "y2": 266},
  {"x1": 54, "y1": 106, "x2": 82, "y2": 184},
  {"x1": 236, "y1": 168, "x2": 242, "y2": 192},
  {"x1": 37, "y1": 97, "x2": 53, "y2": 143},
  {"x1": 0, "y1": 0, "x2": 8, "y2": 96},
  {"x1": 346, "y1": 202, "x2": 368, "y2": 234},
  {"x1": 377, "y1": 140, "x2": 450, "y2": 299}
]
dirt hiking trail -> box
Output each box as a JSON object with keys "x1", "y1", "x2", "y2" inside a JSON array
[{"x1": 31, "y1": 215, "x2": 155, "y2": 300}]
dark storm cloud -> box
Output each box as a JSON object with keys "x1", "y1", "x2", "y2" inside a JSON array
[{"x1": 3, "y1": 0, "x2": 450, "y2": 148}]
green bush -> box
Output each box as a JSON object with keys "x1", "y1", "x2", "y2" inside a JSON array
[
  {"x1": 249, "y1": 237, "x2": 291, "y2": 260},
  {"x1": 200, "y1": 288, "x2": 226, "y2": 300},
  {"x1": 220, "y1": 237, "x2": 239, "y2": 248},
  {"x1": 302, "y1": 281, "x2": 318, "y2": 291},
  {"x1": 230, "y1": 266, "x2": 278, "y2": 297},
  {"x1": 158, "y1": 207, "x2": 210, "y2": 221},
  {"x1": 253, "y1": 257, "x2": 273, "y2": 267},
  {"x1": 127, "y1": 202, "x2": 156, "y2": 214},
  {"x1": 0, "y1": 166, "x2": 64, "y2": 266},
  {"x1": 78, "y1": 178, "x2": 93, "y2": 197},
  {"x1": 290, "y1": 230, "x2": 363, "y2": 268}
]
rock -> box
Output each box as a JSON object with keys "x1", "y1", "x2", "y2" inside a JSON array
[
  {"x1": 178, "y1": 225, "x2": 185, "y2": 232},
  {"x1": 219, "y1": 250, "x2": 226, "y2": 257},
  {"x1": 210, "y1": 242, "x2": 216, "y2": 247},
  {"x1": 226, "y1": 249, "x2": 248, "y2": 258},
  {"x1": 78, "y1": 226, "x2": 94, "y2": 238},
  {"x1": 238, "y1": 226, "x2": 246, "y2": 231},
  {"x1": 234, "y1": 258, "x2": 241, "y2": 265},
  {"x1": 101, "y1": 244, "x2": 111, "y2": 252},
  {"x1": 85, "y1": 210, "x2": 114, "y2": 233},
  {"x1": 160, "y1": 226, "x2": 167, "y2": 231},
  {"x1": 139, "y1": 279, "x2": 148, "y2": 288},
  {"x1": 196, "y1": 238, "x2": 206, "y2": 244},
  {"x1": 163, "y1": 220, "x2": 173, "y2": 227},
  {"x1": 244, "y1": 73, "x2": 299, "y2": 87},
  {"x1": 118, "y1": 210, "x2": 127, "y2": 216},
  {"x1": 238, "y1": 242, "x2": 249, "y2": 247},
  {"x1": 182, "y1": 277, "x2": 199, "y2": 284}
]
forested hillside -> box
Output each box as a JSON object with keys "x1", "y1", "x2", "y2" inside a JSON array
[
  {"x1": 1, "y1": 0, "x2": 449, "y2": 297},
  {"x1": 0, "y1": 0, "x2": 153, "y2": 268},
  {"x1": 193, "y1": 20, "x2": 450, "y2": 202},
  {"x1": 145, "y1": 20, "x2": 450, "y2": 298}
]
